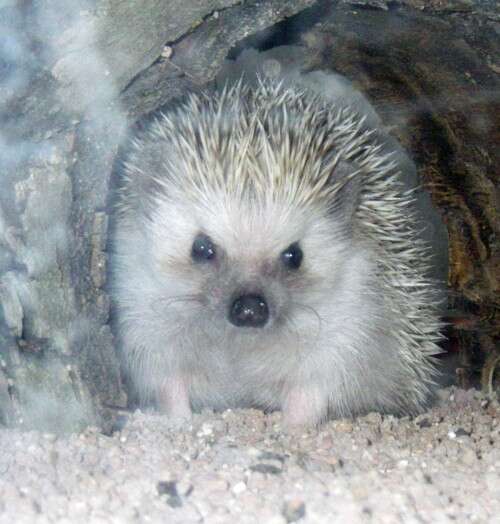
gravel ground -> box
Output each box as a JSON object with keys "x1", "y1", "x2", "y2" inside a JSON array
[{"x1": 0, "y1": 387, "x2": 498, "y2": 524}]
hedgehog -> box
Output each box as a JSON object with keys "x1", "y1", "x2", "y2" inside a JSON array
[{"x1": 112, "y1": 77, "x2": 443, "y2": 427}]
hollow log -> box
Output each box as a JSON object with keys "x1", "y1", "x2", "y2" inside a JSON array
[{"x1": 0, "y1": 0, "x2": 497, "y2": 431}]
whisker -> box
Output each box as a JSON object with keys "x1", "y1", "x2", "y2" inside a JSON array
[
  {"x1": 151, "y1": 293, "x2": 203, "y2": 315},
  {"x1": 286, "y1": 301, "x2": 324, "y2": 347}
]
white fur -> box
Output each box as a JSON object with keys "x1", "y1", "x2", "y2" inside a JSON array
[{"x1": 112, "y1": 79, "x2": 443, "y2": 427}]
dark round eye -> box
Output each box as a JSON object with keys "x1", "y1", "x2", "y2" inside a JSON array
[
  {"x1": 280, "y1": 242, "x2": 303, "y2": 270},
  {"x1": 191, "y1": 233, "x2": 216, "y2": 262}
]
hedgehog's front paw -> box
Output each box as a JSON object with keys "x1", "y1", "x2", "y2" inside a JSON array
[
  {"x1": 282, "y1": 386, "x2": 328, "y2": 429},
  {"x1": 158, "y1": 375, "x2": 192, "y2": 423}
]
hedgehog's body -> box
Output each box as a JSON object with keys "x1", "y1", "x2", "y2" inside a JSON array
[{"x1": 113, "y1": 79, "x2": 442, "y2": 426}]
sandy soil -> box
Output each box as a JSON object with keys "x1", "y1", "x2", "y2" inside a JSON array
[{"x1": 0, "y1": 387, "x2": 498, "y2": 524}]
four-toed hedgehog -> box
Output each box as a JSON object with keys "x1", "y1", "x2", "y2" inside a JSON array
[{"x1": 112, "y1": 77, "x2": 443, "y2": 427}]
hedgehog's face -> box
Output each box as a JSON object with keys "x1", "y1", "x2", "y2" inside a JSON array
[
  {"x1": 131, "y1": 83, "x2": 366, "y2": 341},
  {"x1": 190, "y1": 231, "x2": 303, "y2": 329},
  {"x1": 150, "y1": 195, "x2": 353, "y2": 339}
]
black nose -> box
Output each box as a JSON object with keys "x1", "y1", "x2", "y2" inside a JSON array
[{"x1": 229, "y1": 294, "x2": 269, "y2": 328}]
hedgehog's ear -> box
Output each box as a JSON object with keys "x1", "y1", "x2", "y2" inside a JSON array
[{"x1": 327, "y1": 159, "x2": 362, "y2": 224}]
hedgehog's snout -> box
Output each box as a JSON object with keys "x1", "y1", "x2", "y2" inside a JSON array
[{"x1": 229, "y1": 293, "x2": 269, "y2": 328}]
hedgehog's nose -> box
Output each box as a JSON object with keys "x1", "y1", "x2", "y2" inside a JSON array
[{"x1": 229, "y1": 294, "x2": 269, "y2": 328}]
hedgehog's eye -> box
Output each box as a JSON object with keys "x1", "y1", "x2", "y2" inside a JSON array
[
  {"x1": 280, "y1": 242, "x2": 303, "y2": 270},
  {"x1": 191, "y1": 233, "x2": 216, "y2": 262}
]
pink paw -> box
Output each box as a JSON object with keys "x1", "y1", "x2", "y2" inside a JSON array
[
  {"x1": 158, "y1": 375, "x2": 192, "y2": 422},
  {"x1": 282, "y1": 386, "x2": 328, "y2": 428}
]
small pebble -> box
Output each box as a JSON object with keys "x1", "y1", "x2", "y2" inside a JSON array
[
  {"x1": 197, "y1": 423, "x2": 214, "y2": 437},
  {"x1": 461, "y1": 447, "x2": 477, "y2": 466},
  {"x1": 232, "y1": 481, "x2": 247, "y2": 495},
  {"x1": 334, "y1": 420, "x2": 354, "y2": 433},
  {"x1": 364, "y1": 412, "x2": 383, "y2": 425},
  {"x1": 176, "y1": 480, "x2": 193, "y2": 497},
  {"x1": 161, "y1": 46, "x2": 173, "y2": 59},
  {"x1": 249, "y1": 463, "x2": 282, "y2": 475},
  {"x1": 282, "y1": 499, "x2": 306, "y2": 523}
]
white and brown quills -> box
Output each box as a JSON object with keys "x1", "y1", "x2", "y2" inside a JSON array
[{"x1": 112, "y1": 79, "x2": 443, "y2": 427}]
